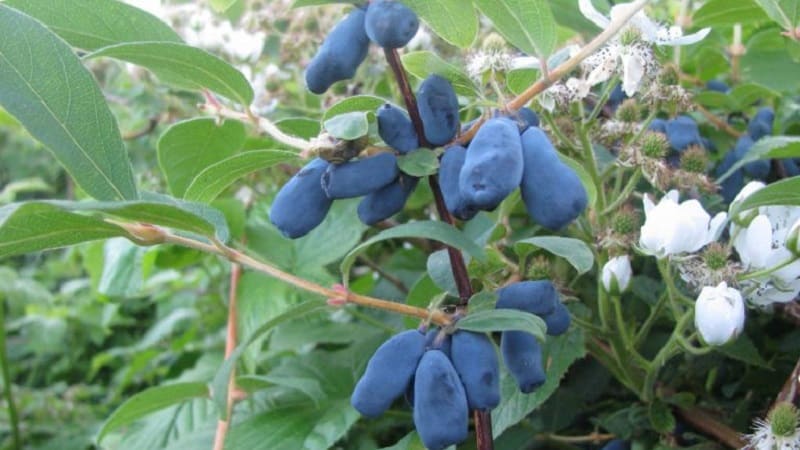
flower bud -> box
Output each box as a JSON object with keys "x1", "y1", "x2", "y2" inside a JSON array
[
  {"x1": 694, "y1": 282, "x2": 745, "y2": 346},
  {"x1": 786, "y1": 218, "x2": 800, "y2": 257},
  {"x1": 602, "y1": 255, "x2": 632, "y2": 295}
]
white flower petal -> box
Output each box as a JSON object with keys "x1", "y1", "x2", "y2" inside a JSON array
[
  {"x1": 740, "y1": 215, "x2": 773, "y2": 269},
  {"x1": 509, "y1": 56, "x2": 540, "y2": 70},
  {"x1": 658, "y1": 27, "x2": 711, "y2": 46},
  {"x1": 708, "y1": 212, "x2": 728, "y2": 242},
  {"x1": 621, "y1": 51, "x2": 645, "y2": 96},
  {"x1": 578, "y1": 0, "x2": 611, "y2": 29}
]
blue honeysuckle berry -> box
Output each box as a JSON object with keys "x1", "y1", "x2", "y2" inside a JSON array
[
  {"x1": 377, "y1": 103, "x2": 419, "y2": 154},
  {"x1": 747, "y1": 107, "x2": 774, "y2": 141},
  {"x1": 450, "y1": 331, "x2": 500, "y2": 411},
  {"x1": 439, "y1": 145, "x2": 479, "y2": 221},
  {"x1": 321, "y1": 152, "x2": 399, "y2": 199},
  {"x1": 715, "y1": 149, "x2": 745, "y2": 204},
  {"x1": 496, "y1": 280, "x2": 559, "y2": 316},
  {"x1": 413, "y1": 350, "x2": 469, "y2": 450},
  {"x1": 357, "y1": 173, "x2": 418, "y2": 225},
  {"x1": 365, "y1": 0, "x2": 419, "y2": 49},
  {"x1": 648, "y1": 118, "x2": 668, "y2": 134},
  {"x1": 665, "y1": 115, "x2": 703, "y2": 152},
  {"x1": 541, "y1": 302, "x2": 571, "y2": 336},
  {"x1": 601, "y1": 439, "x2": 631, "y2": 450},
  {"x1": 304, "y1": 7, "x2": 370, "y2": 94},
  {"x1": 501, "y1": 330, "x2": 546, "y2": 393},
  {"x1": 270, "y1": 158, "x2": 333, "y2": 238},
  {"x1": 705, "y1": 79, "x2": 730, "y2": 93},
  {"x1": 732, "y1": 134, "x2": 770, "y2": 180},
  {"x1": 351, "y1": 329, "x2": 426, "y2": 418},
  {"x1": 417, "y1": 74, "x2": 460, "y2": 146}
]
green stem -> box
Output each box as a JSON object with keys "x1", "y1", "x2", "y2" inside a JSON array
[
  {"x1": 587, "y1": 76, "x2": 620, "y2": 124},
  {"x1": 578, "y1": 123, "x2": 608, "y2": 216},
  {"x1": 634, "y1": 292, "x2": 668, "y2": 348},
  {"x1": 602, "y1": 168, "x2": 642, "y2": 216},
  {"x1": 541, "y1": 111, "x2": 577, "y2": 153},
  {"x1": 657, "y1": 259, "x2": 688, "y2": 319},
  {"x1": 0, "y1": 300, "x2": 21, "y2": 450},
  {"x1": 627, "y1": 110, "x2": 658, "y2": 146},
  {"x1": 738, "y1": 257, "x2": 800, "y2": 281},
  {"x1": 641, "y1": 311, "x2": 693, "y2": 401}
]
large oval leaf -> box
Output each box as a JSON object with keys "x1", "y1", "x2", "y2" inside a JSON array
[
  {"x1": 4, "y1": 0, "x2": 181, "y2": 51},
  {"x1": 0, "y1": 5, "x2": 138, "y2": 201},
  {"x1": 86, "y1": 42, "x2": 254, "y2": 106},
  {"x1": 732, "y1": 176, "x2": 800, "y2": 215},
  {"x1": 403, "y1": 0, "x2": 479, "y2": 48},
  {"x1": 401, "y1": 51, "x2": 478, "y2": 96},
  {"x1": 157, "y1": 118, "x2": 247, "y2": 198},
  {"x1": 515, "y1": 236, "x2": 594, "y2": 274},
  {"x1": 456, "y1": 309, "x2": 546, "y2": 341},
  {"x1": 340, "y1": 220, "x2": 487, "y2": 287},
  {"x1": 184, "y1": 150, "x2": 300, "y2": 203},
  {"x1": 473, "y1": 0, "x2": 557, "y2": 58}
]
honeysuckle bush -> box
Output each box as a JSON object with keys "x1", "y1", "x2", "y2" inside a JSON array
[{"x1": 1, "y1": 0, "x2": 800, "y2": 449}]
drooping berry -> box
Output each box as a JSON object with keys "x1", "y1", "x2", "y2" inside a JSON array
[
  {"x1": 496, "y1": 280, "x2": 559, "y2": 316},
  {"x1": 269, "y1": 158, "x2": 333, "y2": 238},
  {"x1": 377, "y1": 103, "x2": 419, "y2": 153},
  {"x1": 413, "y1": 350, "x2": 469, "y2": 450},
  {"x1": 450, "y1": 331, "x2": 500, "y2": 411},
  {"x1": 417, "y1": 75, "x2": 460, "y2": 146},
  {"x1": 351, "y1": 329, "x2": 426, "y2": 417},
  {"x1": 439, "y1": 145, "x2": 479, "y2": 221},
  {"x1": 357, "y1": 173, "x2": 418, "y2": 225},
  {"x1": 665, "y1": 115, "x2": 703, "y2": 152},
  {"x1": 305, "y1": 8, "x2": 370, "y2": 94},
  {"x1": 365, "y1": 0, "x2": 419, "y2": 49},
  {"x1": 321, "y1": 152, "x2": 399, "y2": 199},
  {"x1": 501, "y1": 330, "x2": 546, "y2": 393}
]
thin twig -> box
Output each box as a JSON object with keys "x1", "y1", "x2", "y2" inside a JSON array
[
  {"x1": 676, "y1": 406, "x2": 747, "y2": 449},
  {"x1": 212, "y1": 260, "x2": 243, "y2": 450},
  {"x1": 696, "y1": 105, "x2": 743, "y2": 138},
  {"x1": 0, "y1": 299, "x2": 21, "y2": 450},
  {"x1": 358, "y1": 255, "x2": 409, "y2": 294}
]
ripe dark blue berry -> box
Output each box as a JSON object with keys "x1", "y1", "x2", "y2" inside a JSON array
[
  {"x1": 450, "y1": 331, "x2": 500, "y2": 411},
  {"x1": 732, "y1": 135, "x2": 770, "y2": 180},
  {"x1": 413, "y1": 350, "x2": 469, "y2": 450},
  {"x1": 501, "y1": 330, "x2": 546, "y2": 393},
  {"x1": 747, "y1": 107, "x2": 774, "y2": 141},
  {"x1": 459, "y1": 118, "x2": 524, "y2": 211},
  {"x1": 715, "y1": 150, "x2": 744, "y2": 203},
  {"x1": 541, "y1": 303, "x2": 570, "y2": 336},
  {"x1": 417, "y1": 75, "x2": 460, "y2": 146},
  {"x1": 270, "y1": 158, "x2": 333, "y2": 238},
  {"x1": 321, "y1": 152, "x2": 399, "y2": 199},
  {"x1": 357, "y1": 173, "x2": 418, "y2": 225},
  {"x1": 377, "y1": 103, "x2": 419, "y2": 153},
  {"x1": 439, "y1": 145, "x2": 479, "y2": 221},
  {"x1": 304, "y1": 8, "x2": 370, "y2": 94},
  {"x1": 665, "y1": 116, "x2": 702, "y2": 152},
  {"x1": 705, "y1": 79, "x2": 729, "y2": 93},
  {"x1": 601, "y1": 439, "x2": 631, "y2": 450},
  {"x1": 425, "y1": 327, "x2": 452, "y2": 356},
  {"x1": 496, "y1": 280, "x2": 558, "y2": 316},
  {"x1": 518, "y1": 107, "x2": 540, "y2": 129},
  {"x1": 351, "y1": 329, "x2": 426, "y2": 417},
  {"x1": 519, "y1": 127, "x2": 588, "y2": 230},
  {"x1": 365, "y1": 0, "x2": 419, "y2": 49},
  {"x1": 648, "y1": 118, "x2": 668, "y2": 134}
]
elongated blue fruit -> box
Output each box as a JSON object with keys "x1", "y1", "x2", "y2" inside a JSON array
[
  {"x1": 450, "y1": 331, "x2": 500, "y2": 411},
  {"x1": 518, "y1": 107, "x2": 540, "y2": 129},
  {"x1": 496, "y1": 280, "x2": 558, "y2": 316},
  {"x1": 706, "y1": 79, "x2": 730, "y2": 93},
  {"x1": 351, "y1": 329, "x2": 426, "y2": 418},
  {"x1": 648, "y1": 118, "x2": 667, "y2": 134},
  {"x1": 413, "y1": 350, "x2": 469, "y2": 450},
  {"x1": 715, "y1": 150, "x2": 744, "y2": 204},
  {"x1": 406, "y1": 327, "x2": 451, "y2": 407},
  {"x1": 747, "y1": 107, "x2": 774, "y2": 141},
  {"x1": 520, "y1": 128, "x2": 588, "y2": 230},
  {"x1": 602, "y1": 439, "x2": 631, "y2": 450},
  {"x1": 270, "y1": 158, "x2": 332, "y2": 238},
  {"x1": 365, "y1": 0, "x2": 419, "y2": 49},
  {"x1": 305, "y1": 8, "x2": 370, "y2": 94},
  {"x1": 783, "y1": 158, "x2": 800, "y2": 177},
  {"x1": 439, "y1": 145, "x2": 478, "y2": 221},
  {"x1": 377, "y1": 103, "x2": 419, "y2": 153},
  {"x1": 541, "y1": 303, "x2": 570, "y2": 336},
  {"x1": 357, "y1": 173, "x2": 418, "y2": 225},
  {"x1": 665, "y1": 116, "x2": 702, "y2": 152},
  {"x1": 459, "y1": 118, "x2": 524, "y2": 210},
  {"x1": 732, "y1": 134, "x2": 770, "y2": 180},
  {"x1": 501, "y1": 330, "x2": 546, "y2": 393},
  {"x1": 321, "y1": 152, "x2": 399, "y2": 199},
  {"x1": 417, "y1": 75, "x2": 460, "y2": 146}
]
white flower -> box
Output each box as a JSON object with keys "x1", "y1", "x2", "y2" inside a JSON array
[
  {"x1": 639, "y1": 190, "x2": 727, "y2": 258},
  {"x1": 744, "y1": 403, "x2": 800, "y2": 450},
  {"x1": 602, "y1": 255, "x2": 633, "y2": 294},
  {"x1": 694, "y1": 282, "x2": 745, "y2": 346},
  {"x1": 577, "y1": 0, "x2": 710, "y2": 96}
]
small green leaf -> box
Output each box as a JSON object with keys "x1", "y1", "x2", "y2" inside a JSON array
[
  {"x1": 86, "y1": 42, "x2": 254, "y2": 106},
  {"x1": 4, "y1": 0, "x2": 181, "y2": 51},
  {"x1": 732, "y1": 176, "x2": 800, "y2": 215},
  {"x1": 730, "y1": 83, "x2": 780, "y2": 107},
  {"x1": 693, "y1": 0, "x2": 769, "y2": 27},
  {"x1": 211, "y1": 301, "x2": 327, "y2": 418},
  {"x1": 340, "y1": 221, "x2": 486, "y2": 287},
  {"x1": 466, "y1": 291, "x2": 497, "y2": 313},
  {"x1": 322, "y1": 95, "x2": 386, "y2": 122},
  {"x1": 210, "y1": 0, "x2": 240, "y2": 12},
  {"x1": 694, "y1": 91, "x2": 739, "y2": 110},
  {"x1": 648, "y1": 399, "x2": 677, "y2": 433},
  {"x1": 397, "y1": 149, "x2": 439, "y2": 177},
  {"x1": 752, "y1": 0, "x2": 799, "y2": 29},
  {"x1": 292, "y1": 0, "x2": 360, "y2": 7},
  {"x1": 515, "y1": 236, "x2": 594, "y2": 274},
  {"x1": 98, "y1": 237, "x2": 149, "y2": 298},
  {"x1": 184, "y1": 150, "x2": 300, "y2": 203},
  {"x1": 492, "y1": 327, "x2": 586, "y2": 436},
  {"x1": 403, "y1": 0, "x2": 479, "y2": 48},
  {"x1": 507, "y1": 69, "x2": 538, "y2": 96},
  {"x1": 0, "y1": 202, "x2": 128, "y2": 258},
  {"x1": 0, "y1": 5, "x2": 138, "y2": 201},
  {"x1": 717, "y1": 335, "x2": 772, "y2": 368},
  {"x1": 323, "y1": 111, "x2": 370, "y2": 140},
  {"x1": 472, "y1": 0, "x2": 557, "y2": 58},
  {"x1": 96, "y1": 382, "x2": 209, "y2": 444},
  {"x1": 157, "y1": 118, "x2": 247, "y2": 198},
  {"x1": 456, "y1": 309, "x2": 546, "y2": 341},
  {"x1": 401, "y1": 51, "x2": 478, "y2": 96},
  {"x1": 718, "y1": 136, "x2": 800, "y2": 182}
]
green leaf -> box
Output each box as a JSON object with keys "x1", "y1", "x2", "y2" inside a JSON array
[
  {"x1": 741, "y1": 29, "x2": 800, "y2": 92},
  {"x1": 456, "y1": 309, "x2": 546, "y2": 341},
  {"x1": 184, "y1": 150, "x2": 300, "y2": 203},
  {"x1": 397, "y1": 149, "x2": 439, "y2": 177},
  {"x1": 403, "y1": 0, "x2": 478, "y2": 48},
  {"x1": 210, "y1": 0, "x2": 240, "y2": 12},
  {"x1": 753, "y1": 0, "x2": 800, "y2": 28},
  {"x1": 492, "y1": 327, "x2": 586, "y2": 436},
  {"x1": 648, "y1": 399, "x2": 677, "y2": 433},
  {"x1": 693, "y1": 91, "x2": 739, "y2": 111},
  {"x1": 98, "y1": 237, "x2": 150, "y2": 298},
  {"x1": 401, "y1": 51, "x2": 478, "y2": 96},
  {"x1": 292, "y1": 0, "x2": 360, "y2": 7},
  {"x1": 732, "y1": 176, "x2": 800, "y2": 215},
  {"x1": 550, "y1": 0, "x2": 610, "y2": 32},
  {"x1": 0, "y1": 202, "x2": 128, "y2": 258},
  {"x1": 559, "y1": 154, "x2": 598, "y2": 209},
  {"x1": 718, "y1": 136, "x2": 800, "y2": 182},
  {"x1": 4, "y1": 0, "x2": 181, "y2": 51},
  {"x1": 96, "y1": 382, "x2": 209, "y2": 444},
  {"x1": 322, "y1": 95, "x2": 386, "y2": 122},
  {"x1": 507, "y1": 69, "x2": 538, "y2": 96},
  {"x1": 0, "y1": 5, "x2": 138, "y2": 201},
  {"x1": 340, "y1": 221, "x2": 486, "y2": 287},
  {"x1": 472, "y1": 0, "x2": 557, "y2": 58},
  {"x1": 717, "y1": 334, "x2": 771, "y2": 367},
  {"x1": 730, "y1": 82, "x2": 780, "y2": 107},
  {"x1": 323, "y1": 111, "x2": 370, "y2": 140},
  {"x1": 86, "y1": 42, "x2": 254, "y2": 106},
  {"x1": 211, "y1": 301, "x2": 327, "y2": 418},
  {"x1": 514, "y1": 236, "x2": 594, "y2": 274},
  {"x1": 693, "y1": 0, "x2": 769, "y2": 27},
  {"x1": 380, "y1": 432, "x2": 427, "y2": 450},
  {"x1": 158, "y1": 118, "x2": 247, "y2": 198}
]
